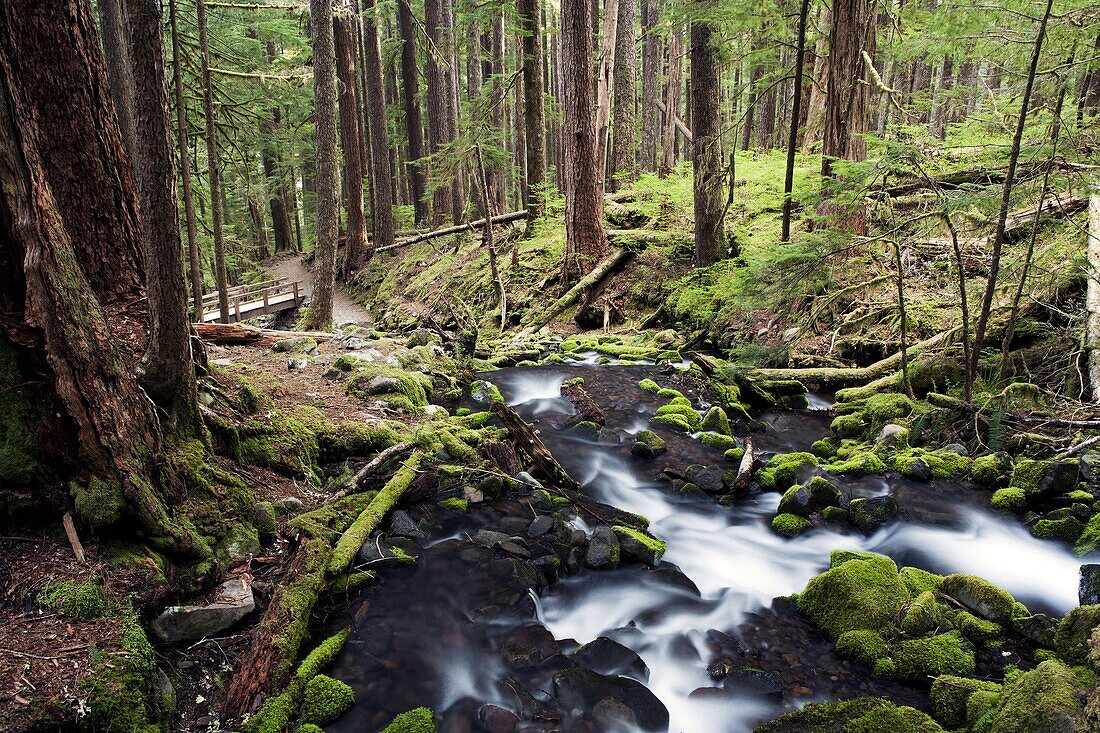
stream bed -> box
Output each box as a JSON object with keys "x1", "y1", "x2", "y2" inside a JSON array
[{"x1": 327, "y1": 362, "x2": 1085, "y2": 732}]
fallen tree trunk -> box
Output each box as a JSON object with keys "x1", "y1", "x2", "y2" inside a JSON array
[
  {"x1": 655, "y1": 99, "x2": 693, "y2": 143},
  {"x1": 562, "y1": 382, "x2": 606, "y2": 425},
  {"x1": 734, "y1": 437, "x2": 755, "y2": 492},
  {"x1": 490, "y1": 401, "x2": 647, "y2": 529},
  {"x1": 517, "y1": 248, "x2": 634, "y2": 336},
  {"x1": 879, "y1": 162, "x2": 1048, "y2": 198},
  {"x1": 375, "y1": 210, "x2": 527, "y2": 252},
  {"x1": 193, "y1": 322, "x2": 334, "y2": 344},
  {"x1": 330, "y1": 441, "x2": 415, "y2": 501}
]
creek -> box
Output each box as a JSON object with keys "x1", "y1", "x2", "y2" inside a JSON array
[{"x1": 328, "y1": 361, "x2": 1084, "y2": 732}]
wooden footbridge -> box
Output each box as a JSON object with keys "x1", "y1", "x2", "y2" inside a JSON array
[{"x1": 199, "y1": 277, "x2": 305, "y2": 323}]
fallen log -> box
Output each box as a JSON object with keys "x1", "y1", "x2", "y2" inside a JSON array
[
  {"x1": 490, "y1": 401, "x2": 647, "y2": 529},
  {"x1": 193, "y1": 322, "x2": 335, "y2": 345},
  {"x1": 734, "y1": 437, "x2": 756, "y2": 492},
  {"x1": 517, "y1": 248, "x2": 634, "y2": 336},
  {"x1": 878, "y1": 163, "x2": 1045, "y2": 198},
  {"x1": 562, "y1": 381, "x2": 606, "y2": 426},
  {"x1": 655, "y1": 99, "x2": 693, "y2": 143},
  {"x1": 329, "y1": 441, "x2": 415, "y2": 501},
  {"x1": 375, "y1": 210, "x2": 527, "y2": 253}
]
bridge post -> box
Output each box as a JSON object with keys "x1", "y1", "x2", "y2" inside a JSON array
[
  {"x1": 293, "y1": 281, "x2": 300, "y2": 307},
  {"x1": 234, "y1": 297, "x2": 241, "y2": 323},
  {"x1": 263, "y1": 289, "x2": 270, "y2": 316}
]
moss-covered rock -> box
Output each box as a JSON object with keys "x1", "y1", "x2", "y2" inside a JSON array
[
  {"x1": 37, "y1": 580, "x2": 108, "y2": 620},
  {"x1": 1010, "y1": 459, "x2": 1080, "y2": 496},
  {"x1": 347, "y1": 366, "x2": 431, "y2": 410},
  {"x1": 830, "y1": 414, "x2": 866, "y2": 439},
  {"x1": 772, "y1": 513, "x2": 812, "y2": 537},
  {"x1": 612, "y1": 525, "x2": 667, "y2": 565},
  {"x1": 1075, "y1": 513, "x2": 1100, "y2": 555},
  {"x1": 757, "y1": 452, "x2": 818, "y2": 490},
  {"x1": 807, "y1": 476, "x2": 842, "y2": 509},
  {"x1": 848, "y1": 495, "x2": 899, "y2": 533},
  {"x1": 900, "y1": 567, "x2": 944, "y2": 595},
  {"x1": 1054, "y1": 605, "x2": 1100, "y2": 665},
  {"x1": 890, "y1": 631, "x2": 975, "y2": 680},
  {"x1": 836, "y1": 629, "x2": 889, "y2": 666},
  {"x1": 938, "y1": 574, "x2": 1015, "y2": 624},
  {"x1": 637, "y1": 378, "x2": 661, "y2": 393},
  {"x1": 753, "y1": 697, "x2": 944, "y2": 733},
  {"x1": 700, "y1": 406, "x2": 730, "y2": 435},
  {"x1": 991, "y1": 487, "x2": 1027, "y2": 513},
  {"x1": 254, "y1": 501, "x2": 277, "y2": 546},
  {"x1": 891, "y1": 449, "x2": 972, "y2": 480},
  {"x1": 953, "y1": 609, "x2": 1002, "y2": 646},
  {"x1": 972, "y1": 453, "x2": 1012, "y2": 487},
  {"x1": 797, "y1": 552, "x2": 909, "y2": 639},
  {"x1": 1031, "y1": 516, "x2": 1085, "y2": 543},
  {"x1": 71, "y1": 477, "x2": 126, "y2": 528},
  {"x1": 900, "y1": 591, "x2": 945, "y2": 637},
  {"x1": 382, "y1": 707, "x2": 436, "y2": 732},
  {"x1": 632, "y1": 429, "x2": 667, "y2": 458},
  {"x1": 810, "y1": 437, "x2": 839, "y2": 459},
  {"x1": 929, "y1": 675, "x2": 1001, "y2": 729},
  {"x1": 698, "y1": 431, "x2": 737, "y2": 450},
  {"x1": 80, "y1": 620, "x2": 158, "y2": 731},
  {"x1": 301, "y1": 674, "x2": 355, "y2": 724},
  {"x1": 989, "y1": 659, "x2": 1089, "y2": 732},
  {"x1": 826, "y1": 452, "x2": 887, "y2": 477}
]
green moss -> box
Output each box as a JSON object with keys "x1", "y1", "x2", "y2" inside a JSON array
[
  {"x1": 272, "y1": 336, "x2": 317, "y2": 353},
  {"x1": 80, "y1": 619, "x2": 157, "y2": 731},
  {"x1": 654, "y1": 402, "x2": 701, "y2": 427},
  {"x1": 1053, "y1": 604, "x2": 1100, "y2": 665},
  {"x1": 830, "y1": 413, "x2": 866, "y2": 439},
  {"x1": 612, "y1": 525, "x2": 668, "y2": 563},
  {"x1": 755, "y1": 697, "x2": 944, "y2": 733},
  {"x1": 1065, "y1": 489, "x2": 1095, "y2": 502},
  {"x1": 638, "y1": 378, "x2": 661, "y2": 393},
  {"x1": 971, "y1": 453, "x2": 1012, "y2": 487},
  {"x1": 900, "y1": 567, "x2": 944, "y2": 595},
  {"x1": 900, "y1": 591, "x2": 945, "y2": 636},
  {"x1": 757, "y1": 452, "x2": 818, "y2": 490},
  {"x1": 71, "y1": 477, "x2": 125, "y2": 528},
  {"x1": 295, "y1": 726, "x2": 326, "y2": 733},
  {"x1": 724, "y1": 447, "x2": 745, "y2": 462},
  {"x1": 991, "y1": 487, "x2": 1027, "y2": 513},
  {"x1": 255, "y1": 501, "x2": 277, "y2": 546},
  {"x1": 953, "y1": 610, "x2": 1002, "y2": 646},
  {"x1": 797, "y1": 552, "x2": 908, "y2": 639},
  {"x1": 382, "y1": 707, "x2": 436, "y2": 732},
  {"x1": 1074, "y1": 513, "x2": 1100, "y2": 555},
  {"x1": 1030, "y1": 516, "x2": 1085, "y2": 543},
  {"x1": 772, "y1": 513, "x2": 812, "y2": 537},
  {"x1": 439, "y1": 497, "x2": 469, "y2": 512},
  {"x1": 38, "y1": 580, "x2": 108, "y2": 620},
  {"x1": 822, "y1": 505, "x2": 849, "y2": 522},
  {"x1": 807, "y1": 476, "x2": 841, "y2": 508},
  {"x1": 347, "y1": 365, "x2": 431, "y2": 408},
  {"x1": 246, "y1": 631, "x2": 349, "y2": 733},
  {"x1": 327, "y1": 570, "x2": 376, "y2": 594},
  {"x1": 314, "y1": 422, "x2": 404, "y2": 462},
  {"x1": 862, "y1": 393, "x2": 915, "y2": 422},
  {"x1": 826, "y1": 451, "x2": 887, "y2": 476},
  {"x1": 650, "y1": 413, "x2": 696, "y2": 431},
  {"x1": 810, "y1": 437, "x2": 839, "y2": 459},
  {"x1": 656, "y1": 388, "x2": 684, "y2": 400},
  {"x1": 301, "y1": 674, "x2": 355, "y2": 724},
  {"x1": 929, "y1": 675, "x2": 1001, "y2": 729},
  {"x1": 991, "y1": 659, "x2": 1088, "y2": 732},
  {"x1": 890, "y1": 449, "x2": 972, "y2": 479},
  {"x1": 699, "y1": 406, "x2": 730, "y2": 435},
  {"x1": 891, "y1": 631, "x2": 975, "y2": 680},
  {"x1": 938, "y1": 574, "x2": 1016, "y2": 624},
  {"x1": 836, "y1": 629, "x2": 889, "y2": 666},
  {"x1": 698, "y1": 431, "x2": 737, "y2": 450}
]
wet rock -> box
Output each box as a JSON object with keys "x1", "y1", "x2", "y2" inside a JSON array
[
  {"x1": 570, "y1": 530, "x2": 588, "y2": 547},
  {"x1": 939, "y1": 574, "x2": 1015, "y2": 624},
  {"x1": 612, "y1": 526, "x2": 666, "y2": 566},
  {"x1": 1010, "y1": 611, "x2": 1057, "y2": 647},
  {"x1": 388, "y1": 510, "x2": 427, "y2": 540},
  {"x1": 573, "y1": 636, "x2": 650, "y2": 682},
  {"x1": 498, "y1": 541, "x2": 531, "y2": 559},
  {"x1": 777, "y1": 485, "x2": 812, "y2": 517},
  {"x1": 941, "y1": 443, "x2": 969, "y2": 457},
  {"x1": 904, "y1": 459, "x2": 934, "y2": 482},
  {"x1": 151, "y1": 579, "x2": 255, "y2": 642},
  {"x1": 848, "y1": 495, "x2": 899, "y2": 534},
  {"x1": 1079, "y1": 564, "x2": 1100, "y2": 605},
  {"x1": 649, "y1": 562, "x2": 701, "y2": 597},
  {"x1": 474, "y1": 529, "x2": 512, "y2": 548},
  {"x1": 477, "y1": 704, "x2": 520, "y2": 733},
  {"x1": 584, "y1": 526, "x2": 621, "y2": 569},
  {"x1": 532, "y1": 555, "x2": 561, "y2": 582},
  {"x1": 631, "y1": 429, "x2": 667, "y2": 458},
  {"x1": 528, "y1": 515, "x2": 556, "y2": 538},
  {"x1": 552, "y1": 668, "x2": 669, "y2": 732},
  {"x1": 501, "y1": 624, "x2": 560, "y2": 668},
  {"x1": 876, "y1": 424, "x2": 909, "y2": 448},
  {"x1": 684, "y1": 464, "x2": 726, "y2": 494},
  {"x1": 1079, "y1": 454, "x2": 1100, "y2": 485},
  {"x1": 515, "y1": 471, "x2": 543, "y2": 488},
  {"x1": 722, "y1": 666, "x2": 783, "y2": 699}
]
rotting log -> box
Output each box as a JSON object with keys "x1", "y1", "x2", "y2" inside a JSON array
[
  {"x1": 734, "y1": 437, "x2": 755, "y2": 492},
  {"x1": 490, "y1": 401, "x2": 648, "y2": 529},
  {"x1": 329, "y1": 441, "x2": 415, "y2": 501},
  {"x1": 562, "y1": 382, "x2": 606, "y2": 425},
  {"x1": 517, "y1": 247, "x2": 634, "y2": 336},
  {"x1": 374, "y1": 210, "x2": 527, "y2": 252},
  {"x1": 193, "y1": 322, "x2": 335, "y2": 345}
]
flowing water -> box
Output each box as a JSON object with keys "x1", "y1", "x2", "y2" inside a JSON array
[{"x1": 329, "y1": 362, "x2": 1085, "y2": 732}]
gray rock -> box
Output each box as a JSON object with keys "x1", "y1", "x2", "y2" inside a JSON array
[
  {"x1": 903, "y1": 458, "x2": 934, "y2": 482},
  {"x1": 473, "y1": 529, "x2": 512, "y2": 548},
  {"x1": 273, "y1": 496, "x2": 304, "y2": 514},
  {"x1": 1033, "y1": 461, "x2": 1081, "y2": 496},
  {"x1": 1080, "y1": 564, "x2": 1100, "y2": 605},
  {"x1": 151, "y1": 579, "x2": 255, "y2": 642},
  {"x1": 210, "y1": 358, "x2": 235, "y2": 368},
  {"x1": 515, "y1": 471, "x2": 543, "y2": 488},
  {"x1": 553, "y1": 668, "x2": 669, "y2": 732},
  {"x1": 478, "y1": 704, "x2": 520, "y2": 733},
  {"x1": 574, "y1": 636, "x2": 650, "y2": 682},
  {"x1": 777, "y1": 485, "x2": 813, "y2": 517},
  {"x1": 848, "y1": 495, "x2": 899, "y2": 534},
  {"x1": 876, "y1": 424, "x2": 908, "y2": 448},
  {"x1": 364, "y1": 375, "x2": 401, "y2": 394},
  {"x1": 941, "y1": 443, "x2": 970, "y2": 457},
  {"x1": 343, "y1": 337, "x2": 369, "y2": 350},
  {"x1": 613, "y1": 526, "x2": 665, "y2": 566},
  {"x1": 406, "y1": 328, "x2": 441, "y2": 348},
  {"x1": 683, "y1": 465, "x2": 725, "y2": 494},
  {"x1": 286, "y1": 357, "x2": 309, "y2": 371},
  {"x1": 528, "y1": 515, "x2": 556, "y2": 538},
  {"x1": 271, "y1": 336, "x2": 316, "y2": 354},
  {"x1": 1010, "y1": 611, "x2": 1057, "y2": 647},
  {"x1": 388, "y1": 510, "x2": 426, "y2": 540},
  {"x1": 1079, "y1": 454, "x2": 1100, "y2": 485},
  {"x1": 585, "y1": 526, "x2": 621, "y2": 569}
]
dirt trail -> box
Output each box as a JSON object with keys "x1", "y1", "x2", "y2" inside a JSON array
[{"x1": 264, "y1": 254, "x2": 371, "y2": 326}]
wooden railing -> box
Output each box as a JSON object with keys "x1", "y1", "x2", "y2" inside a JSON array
[{"x1": 198, "y1": 277, "x2": 304, "y2": 323}]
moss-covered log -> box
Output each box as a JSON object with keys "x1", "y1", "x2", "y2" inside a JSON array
[{"x1": 517, "y1": 247, "x2": 634, "y2": 336}]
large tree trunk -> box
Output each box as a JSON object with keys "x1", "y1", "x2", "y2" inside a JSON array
[
  {"x1": 690, "y1": 11, "x2": 723, "y2": 266},
  {"x1": 594, "y1": 0, "x2": 619, "y2": 188},
  {"x1": 305, "y1": 0, "x2": 340, "y2": 330},
  {"x1": 127, "y1": 0, "x2": 202, "y2": 437},
  {"x1": 639, "y1": 0, "x2": 661, "y2": 172},
  {"x1": 0, "y1": 0, "x2": 204, "y2": 555},
  {"x1": 262, "y1": 40, "x2": 294, "y2": 255},
  {"x1": 800, "y1": 6, "x2": 828, "y2": 153},
  {"x1": 661, "y1": 29, "x2": 682, "y2": 172},
  {"x1": 198, "y1": 0, "x2": 230, "y2": 323},
  {"x1": 1089, "y1": 192, "x2": 1100, "y2": 401},
  {"x1": 97, "y1": 0, "x2": 138, "y2": 164},
  {"x1": 361, "y1": 0, "x2": 395, "y2": 253},
  {"x1": 610, "y1": 0, "x2": 637, "y2": 190},
  {"x1": 396, "y1": 0, "x2": 429, "y2": 226},
  {"x1": 489, "y1": 8, "x2": 507, "y2": 211},
  {"x1": 168, "y1": 0, "x2": 203, "y2": 316},
  {"x1": 821, "y1": 0, "x2": 876, "y2": 177},
  {"x1": 333, "y1": 2, "x2": 368, "y2": 274},
  {"x1": 781, "y1": 0, "x2": 811, "y2": 242},
  {"x1": 518, "y1": 0, "x2": 547, "y2": 220},
  {"x1": 443, "y1": 0, "x2": 465, "y2": 223},
  {"x1": 424, "y1": 0, "x2": 454, "y2": 223},
  {"x1": 562, "y1": 0, "x2": 609, "y2": 281}
]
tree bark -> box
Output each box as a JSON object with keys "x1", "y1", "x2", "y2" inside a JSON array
[
  {"x1": 489, "y1": 8, "x2": 507, "y2": 210},
  {"x1": 333, "y1": 2, "x2": 368, "y2": 274},
  {"x1": 97, "y1": 0, "x2": 138, "y2": 164},
  {"x1": 561, "y1": 0, "x2": 610, "y2": 281},
  {"x1": 595, "y1": 0, "x2": 620, "y2": 188},
  {"x1": 1089, "y1": 191, "x2": 1100, "y2": 401},
  {"x1": 821, "y1": 0, "x2": 876, "y2": 178},
  {"x1": 782, "y1": 0, "x2": 811, "y2": 242},
  {"x1": 610, "y1": 0, "x2": 637, "y2": 190},
  {"x1": 168, "y1": 0, "x2": 204, "y2": 316},
  {"x1": 198, "y1": 0, "x2": 231, "y2": 323},
  {"x1": 518, "y1": 0, "x2": 547, "y2": 220},
  {"x1": 305, "y1": 0, "x2": 340, "y2": 330},
  {"x1": 424, "y1": 0, "x2": 454, "y2": 224},
  {"x1": 127, "y1": 0, "x2": 203, "y2": 436},
  {"x1": 639, "y1": 0, "x2": 661, "y2": 172},
  {"x1": 690, "y1": 12, "x2": 723, "y2": 266},
  {"x1": 661, "y1": 29, "x2": 682, "y2": 173},
  {"x1": 361, "y1": 0, "x2": 396, "y2": 253},
  {"x1": 800, "y1": 6, "x2": 828, "y2": 153},
  {"x1": 396, "y1": 0, "x2": 429, "y2": 226},
  {"x1": 262, "y1": 40, "x2": 294, "y2": 255}
]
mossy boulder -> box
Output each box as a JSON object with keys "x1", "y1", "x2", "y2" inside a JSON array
[
  {"x1": 1053, "y1": 605, "x2": 1100, "y2": 665},
  {"x1": 698, "y1": 431, "x2": 737, "y2": 450},
  {"x1": 772, "y1": 513, "x2": 812, "y2": 537},
  {"x1": 699, "y1": 406, "x2": 730, "y2": 435},
  {"x1": 891, "y1": 449, "x2": 972, "y2": 480},
  {"x1": 835, "y1": 629, "x2": 889, "y2": 666},
  {"x1": 637, "y1": 378, "x2": 661, "y2": 393},
  {"x1": 80, "y1": 621, "x2": 158, "y2": 731},
  {"x1": 929, "y1": 675, "x2": 1001, "y2": 729},
  {"x1": 1010, "y1": 459, "x2": 1080, "y2": 496},
  {"x1": 953, "y1": 610, "x2": 1003, "y2": 646},
  {"x1": 991, "y1": 488, "x2": 1027, "y2": 513},
  {"x1": 301, "y1": 674, "x2": 355, "y2": 724},
  {"x1": 382, "y1": 707, "x2": 436, "y2": 732},
  {"x1": 900, "y1": 591, "x2": 945, "y2": 637},
  {"x1": 631, "y1": 429, "x2": 667, "y2": 458},
  {"x1": 797, "y1": 552, "x2": 909, "y2": 639},
  {"x1": 807, "y1": 476, "x2": 842, "y2": 510},
  {"x1": 347, "y1": 366, "x2": 431, "y2": 410},
  {"x1": 810, "y1": 437, "x2": 839, "y2": 459},
  {"x1": 71, "y1": 477, "x2": 126, "y2": 528},
  {"x1": 777, "y1": 485, "x2": 813, "y2": 517},
  {"x1": 988, "y1": 659, "x2": 1089, "y2": 732},
  {"x1": 754, "y1": 697, "x2": 944, "y2": 733},
  {"x1": 848, "y1": 495, "x2": 899, "y2": 534},
  {"x1": 757, "y1": 452, "x2": 817, "y2": 490},
  {"x1": 972, "y1": 453, "x2": 1013, "y2": 487},
  {"x1": 830, "y1": 414, "x2": 866, "y2": 439},
  {"x1": 938, "y1": 574, "x2": 1015, "y2": 624},
  {"x1": 890, "y1": 631, "x2": 975, "y2": 680},
  {"x1": 37, "y1": 580, "x2": 108, "y2": 620},
  {"x1": 1031, "y1": 517, "x2": 1085, "y2": 543},
  {"x1": 612, "y1": 525, "x2": 667, "y2": 566},
  {"x1": 826, "y1": 452, "x2": 887, "y2": 477},
  {"x1": 900, "y1": 567, "x2": 944, "y2": 595},
  {"x1": 1076, "y1": 514, "x2": 1100, "y2": 555}
]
